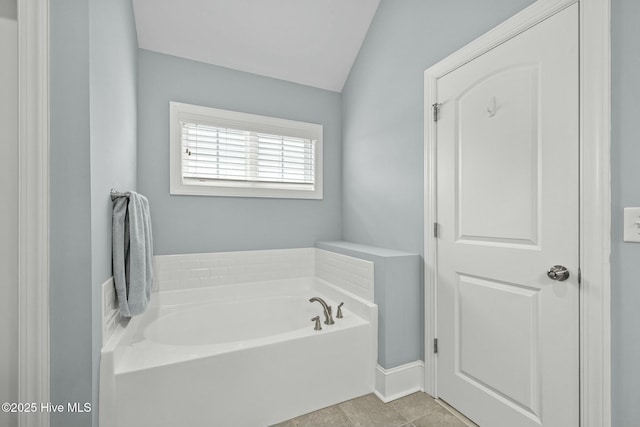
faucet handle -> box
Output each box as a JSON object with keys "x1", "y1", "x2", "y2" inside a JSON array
[
  {"x1": 311, "y1": 316, "x2": 322, "y2": 331},
  {"x1": 337, "y1": 302, "x2": 344, "y2": 319}
]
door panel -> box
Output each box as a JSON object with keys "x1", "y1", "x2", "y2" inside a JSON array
[
  {"x1": 457, "y1": 66, "x2": 540, "y2": 245},
  {"x1": 457, "y1": 275, "x2": 541, "y2": 417},
  {"x1": 436, "y1": 4, "x2": 579, "y2": 427}
]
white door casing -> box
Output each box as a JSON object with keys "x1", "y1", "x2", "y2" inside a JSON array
[
  {"x1": 17, "y1": 0, "x2": 50, "y2": 426},
  {"x1": 435, "y1": 4, "x2": 578, "y2": 426}
]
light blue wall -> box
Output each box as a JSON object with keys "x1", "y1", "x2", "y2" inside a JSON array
[
  {"x1": 339, "y1": 0, "x2": 535, "y2": 371},
  {"x1": 341, "y1": 0, "x2": 535, "y2": 256},
  {"x1": 50, "y1": 1, "x2": 92, "y2": 426},
  {"x1": 51, "y1": 0, "x2": 138, "y2": 426},
  {"x1": 137, "y1": 49, "x2": 342, "y2": 255},
  {"x1": 611, "y1": 0, "x2": 640, "y2": 425},
  {"x1": 89, "y1": 0, "x2": 137, "y2": 309},
  {"x1": 89, "y1": 0, "x2": 138, "y2": 425}
]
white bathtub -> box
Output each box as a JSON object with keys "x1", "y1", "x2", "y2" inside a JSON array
[{"x1": 99, "y1": 277, "x2": 378, "y2": 427}]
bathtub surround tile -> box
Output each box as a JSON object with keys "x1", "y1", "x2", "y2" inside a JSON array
[
  {"x1": 153, "y1": 248, "x2": 316, "y2": 291},
  {"x1": 190, "y1": 268, "x2": 209, "y2": 278},
  {"x1": 198, "y1": 277, "x2": 219, "y2": 288},
  {"x1": 315, "y1": 249, "x2": 374, "y2": 302},
  {"x1": 339, "y1": 394, "x2": 408, "y2": 427},
  {"x1": 101, "y1": 277, "x2": 121, "y2": 346},
  {"x1": 152, "y1": 248, "x2": 372, "y2": 297}
]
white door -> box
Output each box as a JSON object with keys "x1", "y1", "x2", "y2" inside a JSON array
[{"x1": 435, "y1": 4, "x2": 579, "y2": 427}]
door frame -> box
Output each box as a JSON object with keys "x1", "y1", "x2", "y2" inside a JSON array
[
  {"x1": 17, "y1": 0, "x2": 50, "y2": 426},
  {"x1": 423, "y1": 0, "x2": 611, "y2": 426}
]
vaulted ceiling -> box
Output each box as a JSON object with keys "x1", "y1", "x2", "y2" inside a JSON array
[{"x1": 132, "y1": 0, "x2": 381, "y2": 92}]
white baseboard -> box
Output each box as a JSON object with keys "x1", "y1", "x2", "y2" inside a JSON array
[{"x1": 374, "y1": 361, "x2": 425, "y2": 403}]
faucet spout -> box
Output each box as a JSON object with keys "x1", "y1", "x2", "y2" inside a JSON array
[{"x1": 309, "y1": 297, "x2": 335, "y2": 325}]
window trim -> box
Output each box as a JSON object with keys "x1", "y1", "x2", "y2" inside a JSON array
[{"x1": 169, "y1": 101, "x2": 323, "y2": 199}]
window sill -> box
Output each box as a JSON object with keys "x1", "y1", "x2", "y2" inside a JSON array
[{"x1": 170, "y1": 180, "x2": 323, "y2": 199}]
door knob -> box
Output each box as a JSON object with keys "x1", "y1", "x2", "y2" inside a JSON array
[{"x1": 547, "y1": 265, "x2": 570, "y2": 281}]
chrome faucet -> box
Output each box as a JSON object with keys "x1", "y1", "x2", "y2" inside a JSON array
[{"x1": 309, "y1": 297, "x2": 335, "y2": 325}]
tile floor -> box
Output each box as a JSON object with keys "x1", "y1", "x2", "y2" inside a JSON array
[{"x1": 271, "y1": 392, "x2": 472, "y2": 427}]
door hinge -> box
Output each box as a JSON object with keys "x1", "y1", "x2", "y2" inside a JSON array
[
  {"x1": 433, "y1": 222, "x2": 439, "y2": 238},
  {"x1": 578, "y1": 267, "x2": 582, "y2": 285},
  {"x1": 432, "y1": 103, "x2": 441, "y2": 122},
  {"x1": 434, "y1": 338, "x2": 439, "y2": 354}
]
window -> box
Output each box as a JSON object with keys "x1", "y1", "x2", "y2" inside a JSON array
[{"x1": 170, "y1": 102, "x2": 323, "y2": 199}]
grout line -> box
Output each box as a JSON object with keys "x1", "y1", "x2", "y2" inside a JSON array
[
  {"x1": 336, "y1": 405, "x2": 355, "y2": 427},
  {"x1": 387, "y1": 401, "x2": 412, "y2": 425},
  {"x1": 336, "y1": 400, "x2": 356, "y2": 427},
  {"x1": 435, "y1": 398, "x2": 479, "y2": 427}
]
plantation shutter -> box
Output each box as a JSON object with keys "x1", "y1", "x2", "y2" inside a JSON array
[{"x1": 181, "y1": 122, "x2": 316, "y2": 186}]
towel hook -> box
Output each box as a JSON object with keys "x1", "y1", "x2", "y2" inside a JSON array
[
  {"x1": 110, "y1": 189, "x2": 128, "y2": 198},
  {"x1": 487, "y1": 96, "x2": 497, "y2": 117}
]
